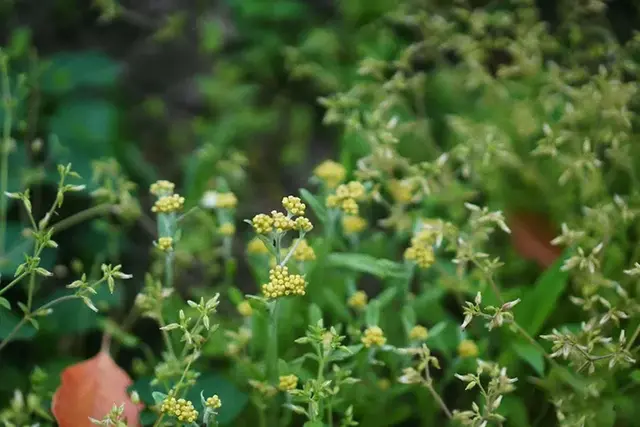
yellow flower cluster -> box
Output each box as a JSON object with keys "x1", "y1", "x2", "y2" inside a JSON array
[
  {"x1": 458, "y1": 340, "x2": 479, "y2": 358},
  {"x1": 326, "y1": 181, "x2": 366, "y2": 215},
  {"x1": 251, "y1": 213, "x2": 273, "y2": 234},
  {"x1": 388, "y1": 179, "x2": 416, "y2": 204},
  {"x1": 278, "y1": 374, "x2": 299, "y2": 391},
  {"x1": 313, "y1": 160, "x2": 346, "y2": 188},
  {"x1": 342, "y1": 215, "x2": 367, "y2": 234},
  {"x1": 205, "y1": 395, "x2": 222, "y2": 409},
  {"x1": 261, "y1": 266, "x2": 306, "y2": 299},
  {"x1": 247, "y1": 237, "x2": 269, "y2": 254},
  {"x1": 362, "y1": 326, "x2": 386, "y2": 348},
  {"x1": 409, "y1": 325, "x2": 429, "y2": 341},
  {"x1": 150, "y1": 180, "x2": 175, "y2": 196},
  {"x1": 156, "y1": 237, "x2": 173, "y2": 252},
  {"x1": 404, "y1": 229, "x2": 437, "y2": 269},
  {"x1": 251, "y1": 196, "x2": 314, "y2": 235},
  {"x1": 160, "y1": 396, "x2": 198, "y2": 423},
  {"x1": 292, "y1": 239, "x2": 316, "y2": 262},
  {"x1": 282, "y1": 196, "x2": 306, "y2": 216},
  {"x1": 152, "y1": 194, "x2": 185, "y2": 213},
  {"x1": 219, "y1": 223, "x2": 236, "y2": 236},
  {"x1": 217, "y1": 192, "x2": 238, "y2": 209},
  {"x1": 348, "y1": 290, "x2": 368, "y2": 310},
  {"x1": 237, "y1": 301, "x2": 253, "y2": 317}
]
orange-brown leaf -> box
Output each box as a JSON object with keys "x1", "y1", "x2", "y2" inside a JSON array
[
  {"x1": 52, "y1": 350, "x2": 142, "y2": 427},
  {"x1": 508, "y1": 212, "x2": 562, "y2": 269}
]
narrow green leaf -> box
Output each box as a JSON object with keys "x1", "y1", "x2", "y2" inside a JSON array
[
  {"x1": 299, "y1": 188, "x2": 327, "y2": 224},
  {"x1": 327, "y1": 253, "x2": 406, "y2": 278},
  {"x1": 512, "y1": 341, "x2": 545, "y2": 375},
  {"x1": 0, "y1": 297, "x2": 10, "y2": 310}
]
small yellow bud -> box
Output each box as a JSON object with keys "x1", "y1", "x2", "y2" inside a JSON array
[
  {"x1": 458, "y1": 339, "x2": 479, "y2": 358},
  {"x1": 409, "y1": 325, "x2": 428, "y2": 341},
  {"x1": 362, "y1": 326, "x2": 386, "y2": 348},
  {"x1": 219, "y1": 222, "x2": 236, "y2": 236},
  {"x1": 342, "y1": 215, "x2": 367, "y2": 234},
  {"x1": 237, "y1": 301, "x2": 253, "y2": 317},
  {"x1": 282, "y1": 196, "x2": 306, "y2": 216},
  {"x1": 156, "y1": 237, "x2": 173, "y2": 252},
  {"x1": 313, "y1": 160, "x2": 346, "y2": 188},
  {"x1": 150, "y1": 180, "x2": 175, "y2": 196},
  {"x1": 348, "y1": 291, "x2": 368, "y2": 310},
  {"x1": 292, "y1": 239, "x2": 316, "y2": 262},
  {"x1": 247, "y1": 237, "x2": 269, "y2": 254},
  {"x1": 205, "y1": 394, "x2": 222, "y2": 409},
  {"x1": 278, "y1": 374, "x2": 299, "y2": 391}
]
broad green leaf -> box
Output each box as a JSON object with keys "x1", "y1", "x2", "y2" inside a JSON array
[
  {"x1": 327, "y1": 253, "x2": 407, "y2": 278},
  {"x1": 514, "y1": 250, "x2": 570, "y2": 336},
  {"x1": 48, "y1": 98, "x2": 118, "y2": 147},
  {"x1": 0, "y1": 297, "x2": 10, "y2": 310},
  {"x1": 299, "y1": 188, "x2": 327, "y2": 224},
  {"x1": 0, "y1": 307, "x2": 36, "y2": 340},
  {"x1": 512, "y1": 341, "x2": 545, "y2": 375},
  {"x1": 365, "y1": 300, "x2": 380, "y2": 326},
  {"x1": 0, "y1": 223, "x2": 57, "y2": 276},
  {"x1": 501, "y1": 395, "x2": 531, "y2": 427},
  {"x1": 40, "y1": 51, "x2": 122, "y2": 96},
  {"x1": 308, "y1": 303, "x2": 323, "y2": 325}
]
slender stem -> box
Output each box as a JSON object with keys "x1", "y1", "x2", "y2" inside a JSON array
[
  {"x1": 424, "y1": 381, "x2": 453, "y2": 419},
  {"x1": 625, "y1": 322, "x2": 640, "y2": 352},
  {"x1": 0, "y1": 272, "x2": 28, "y2": 296},
  {"x1": 266, "y1": 300, "x2": 280, "y2": 426},
  {"x1": 164, "y1": 251, "x2": 174, "y2": 289},
  {"x1": 473, "y1": 259, "x2": 503, "y2": 304},
  {"x1": 0, "y1": 294, "x2": 78, "y2": 353},
  {"x1": 0, "y1": 54, "x2": 13, "y2": 257},
  {"x1": 158, "y1": 313, "x2": 177, "y2": 360},
  {"x1": 280, "y1": 235, "x2": 305, "y2": 266},
  {"x1": 51, "y1": 204, "x2": 114, "y2": 235}
]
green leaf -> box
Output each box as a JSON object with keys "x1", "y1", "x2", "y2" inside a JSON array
[
  {"x1": 375, "y1": 287, "x2": 397, "y2": 307},
  {"x1": 501, "y1": 396, "x2": 531, "y2": 427},
  {"x1": 303, "y1": 421, "x2": 325, "y2": 427},
  {"x1": 151, "y1": 392, "x2": 167, "y2": 405},
  {"x1": 0, "y1": 307, "x2": 36, "y2": 340},
  {"x1": 512, "y1": 341, "x2": 545, "y2": 375},
  {"x1": 299, "y1": 188, "x2": 327, "y2": 224},
  {"x1": 0, "y1": 223, "x2": 56, "y2": 276},
  {"x1": 514, "y1": 250, "x2": 570, "y2": 336},
  {"x1": 38, "y1": 286, "x2": 122, "y2": 334},
  {"x1": 327, "y1": 344, "x2": 363, "y2": 362},
  {"x1": 48, "y1": 98, "x2": 118, "y2": 147},
  {"x1": 401, "y1": 305, "x2": 415, "y2": 334},
  {"x1": 365, "y1": 300, "x2": 380, "y2": 326},
  {"x1": 308, "y1": 303, "x2": 323, "y2": 325},
  {"x1": 40, "y1": 51, "x2": 122, "y2": 96},
  {"x1": 327, "y1": 253, "x2": 407, "y2": 279},
  {"x1": 321, "y1": 289, "x2": 350, "y2": 321},
  {"x1": 0, "y1": 297, "x2": 10, "y2": 310},
  {"x1": 227, "y1": 287, "x2": 245, "y2": 305}
]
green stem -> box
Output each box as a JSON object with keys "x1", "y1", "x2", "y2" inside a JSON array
[
  {"x1": 266, "y1": 300, "x2": 280, "y2": 425},
  {"x1": 0, "y1": 294, "x2": 78, "y2": 353},
  {"x1": 158, "y1": 313, "x2": 177, "y2": 360},
  {"x1": 0, "y1": 54, "x2": 13, "y2": 257},
  {"x1": 0, "y1": 271, "x2": 28, "y2": 296},
  {"x1": 625, "y1": 322, "x2": 640, "y2": 352},
  {"x1": 51, "y1": 204, "x2": 114, "y2": 235}
]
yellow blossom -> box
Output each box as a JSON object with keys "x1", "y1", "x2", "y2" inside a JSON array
[
  {"x1": 342, "y1": 215, "x2": 367, "y2": 234},
  {"x1": 404, "y1": 245, "x2": 435, "y2": 269},
  {"x1": 282, "y1": 196, "x2": 306, "y2": 216},
  {"x1": 388, "y1": 179, "x2": 416, "y2": 204},
  {"x1": 247, "y1": 237, "x2": 269, "y2": 254},
  {"x1": 161, "y1": 396, "x2": 199, "y2": 423},
  {"x1": 150, "y1": 180, "x2": 175, "y2": 196},
  {"x1": 326, "y1": 181, "x2": 366, "y2": 215},
  {"x1": 458, "y1": 340, "x2": 479, "y2": 358},
  {"x1": 205, "y1": 395, "x2": 222, "y2": 409},
  {"x1": 261, "y1": 265, "x2": 306, "y2": 299},
  {"x1": 278, "y1": 374, "x2": 299, "y2": 391},
  {"x1": 152, "y1": 194, "x2": 185, "y2": 213},
  {"x1": 294, "y1": 216, "x2": 313, "y2": 232},
  {"x1": 271, "y1": 211, "x2": 295, "y2": 233},
  {"x1": 219, "y1": 222, "x2": 236, "y2": 236},
  {"x1": 292, "y1": 239, "x2": 316, "y2": 262},
  {"x1": 409, "y1": 325, "x2": 429, "y2": 341},
  {"x1": 251, "y1": 213, "x2": 274, "y2": 234},
  {"x1": 237, "y1": 301, "x2": 253, "y2": 317},
  {"x1": 156, "y1": 237, "x2": 173, "y2": 252},
  {"x1": 313, "y1": 160, "x2": 346, "y2": 188},
  {"x1": 362, "y1": 326, "x2": 386, "y2": 348},
  {"x1": 348, "y1": 291, "x2": 368, "y2": 310}
]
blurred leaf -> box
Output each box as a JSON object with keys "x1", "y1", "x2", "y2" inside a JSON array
[
  {"x1": 327, "y1": 253, "x2": 407, "y2": 279},
  {"x1": 0, "y1": 296, "x2": 9, "y2": 310},
  {"x1": 365, "y1": 300, "x2": 380, "y2": 326},
  {"x1": 0, "y1": 306, "x2": 35, "y2": 339},
  {"x1": 514, "y1": 250, "x2": 570, "y2": 336},
  {"x1": 0, "y1": 222, "x2": 56, "y2": 276},
  {"x1": 40, "y1": 51, "x2": 122, "y2": 96},
  {"x1": 321, "y1": 288, "x2": 350, "y2": 322},
  {"x1": 327, "y1": 344, "x2": 362, "y2": 362},
  {"x1": 512, "y1": 341, "x2": 545, "y2": 375},
  {"x1": 48, "y1": 98, "x2": 117, "y2": 147},
  {"x1": 375, "y1": 287, "x2": 397, "y2": 307},
  {"x1": 39, "y1": 286, "x2": 122, "y2": 334},
  {"x1": 299, "y1": 188, "x2": 327, "y2": 225},
  {"x1": 134, "y1": 374, "x2": 247, "y2": 425},
  {"x1": 308, "y1": 303, "x2": 323, "y2": 325},
  {"x1": 501, "y1": 395, "x2": 531, "y2": 427},
  {"x1": 98, "y1": 318, "x2": 139, "y2": 348}
]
